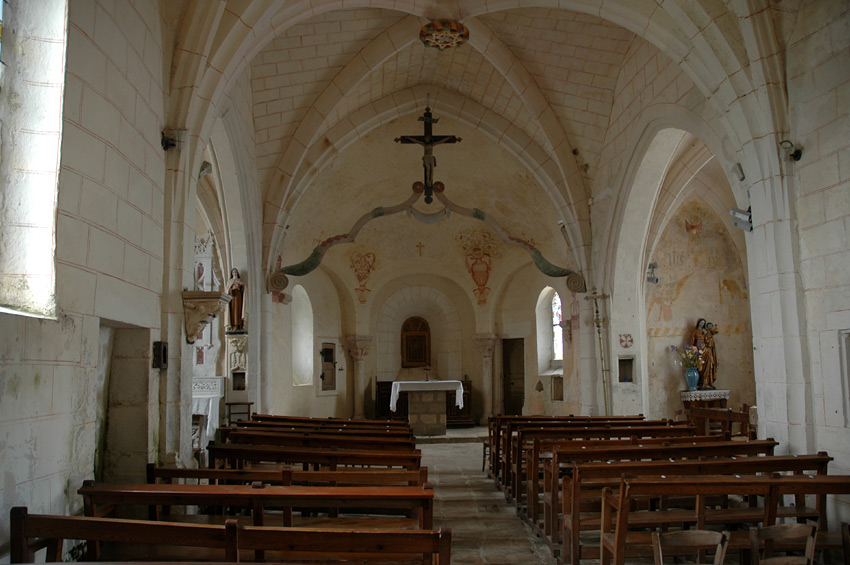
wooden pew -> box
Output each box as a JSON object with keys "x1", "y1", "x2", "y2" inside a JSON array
[
  {"x1": 516, "y1": 426, "x2": 698, "y2": 511},
  {"x1": 495, "y1": 416, "x2": 658, "y2": 484},
  {"x1": 523, "y1": 433, "x2": 718, "y2": 524},
  {"x1": 599, "y1": 475, "x2": 777, "y2": 565},
  {"x1": 232, "y1": 522, "x2": 452, "y2": 563},
  {"x1": 486, "y1": 414, "x2": 646, "y2": 480},
  {"x1": 226, "y1": 428, "x2": 417, "y2": 452},
  {"x1": 494, "y1": 417, "x2": 673, "y2": 488},
  {"x1": 599, "y1": 474, "x2": 850, "y2": 565},
  {"x1": 206, "y1": 441, "x2": 422, "y2": 470},
  {"x1": 539, "y1": 438, "x2": 778, "y2": 549},
  {"x1": 251, "y1": 413, "x2": 412, "y2": 429},
  {"x1": 147, "y1": 462, "x2": 429, "y2": 487},
  {"x1": 10, "y1": 507, "x2": 452, "y2": 563},
  {"x1": 688, "y1": 404, "x2": 754, "y2": 439},
  {"x1": 559, "y1": 453, "x2": 832, "y2": 564},
  {"x1": 79, "y1": 480, "x2": 434, "y2": 530},
  {"x1": 228, "y1": 418, "x2": 415, "y2": 437}
]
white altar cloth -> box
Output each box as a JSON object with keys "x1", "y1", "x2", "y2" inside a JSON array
[
  {"x1": 390, "y1": 380, "x2": 464, "y2": 412},
  {"x1": 192, "y1": 396, "x2": 220, "y2": 440}
]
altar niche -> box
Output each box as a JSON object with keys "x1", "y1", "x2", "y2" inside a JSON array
[{"x1": 401, "y1": 317, "x2": 431, "y2": 368}]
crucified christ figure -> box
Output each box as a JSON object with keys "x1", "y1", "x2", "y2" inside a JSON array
[{"x1": 395, "y1": 106, "x2": 461, "y2": 203}]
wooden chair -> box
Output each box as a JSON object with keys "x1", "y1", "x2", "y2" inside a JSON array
[
  {"x1": 652, "y1": 529, "x2": 730, "y2": 565},
  {"x1": 749, "y1": 523, "x2": 818, "y2": 565}
]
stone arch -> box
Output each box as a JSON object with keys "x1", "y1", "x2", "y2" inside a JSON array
[{"x1": 374, "y1": 285, "x2": 463, "y2": 383}]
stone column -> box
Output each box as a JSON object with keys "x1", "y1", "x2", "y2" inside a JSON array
[
  {"x1": 345, "y1": 335, "x2": 372, "y2": 419},
  {"x1": 475, "y1": 333, "x2": 498, "y2": 420}
]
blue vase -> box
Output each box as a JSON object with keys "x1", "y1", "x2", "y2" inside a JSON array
[{"x1": 685, "y1": 367, "x2": 699, "y2": 391}]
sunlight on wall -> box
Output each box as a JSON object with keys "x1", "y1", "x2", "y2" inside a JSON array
[
  {"x1": 0, "y1": 0, "x2": 67, "y2": 318},
  {"x1": 291, "y1": 285, "x2": 314, "y2": 386}
]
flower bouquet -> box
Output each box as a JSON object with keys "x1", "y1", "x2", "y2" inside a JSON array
[
  {"x1": 670, "y1": 344, "x2": 703, "y2": 390},
  {"x1": 669, "y1": 344, "x2": 703, "y2": 368}
]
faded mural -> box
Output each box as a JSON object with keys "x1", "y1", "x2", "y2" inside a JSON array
[{"x1": 645, "y1": 197, "x2": 755, "y2": 418}]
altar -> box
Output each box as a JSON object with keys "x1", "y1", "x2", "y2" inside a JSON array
[{"x1": 390, "y1": 380, "x2": 464, "y2": 436}]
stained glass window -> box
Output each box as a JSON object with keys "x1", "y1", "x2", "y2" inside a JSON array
[{"x1": 552, "y1": 292, "x2": 563, "y2": 360}]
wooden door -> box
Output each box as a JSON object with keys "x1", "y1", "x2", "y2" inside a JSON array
[{"x1": 502, "y1": 338, "x2": 525, "y2": 415}]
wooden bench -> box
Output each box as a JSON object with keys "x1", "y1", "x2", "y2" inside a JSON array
[
  {"x1": 207, "y1": 441, "x2": 422, "y2": 470},
  {"x1": 539, "y1": 438, "x2": 778, "y2": 549},
  {"x1": 486, "y1": 414, "x2": 647, "y2": 480},
  {"x1": 525, "y1": 434, "x2": 738, "y2": 529},
  {"x1": 688, "y1": 405, "x2": 755, "y2": 439},
  {"x1": 10, "y1": 507, "x2": 451, "y2": 563},
  {"x1": 252, "y1": 413, "x2": 413, "y2": 429},
  {"x1": 500, "y1": 419, "x2": 690, "y2": 490},
  {"x1": 517, "y1": 427, "x2": 700, "y2": 513},
  {"x1": 496, "y1": 416, "x2": 669, "y2": 484},
  {"x1": 559, "y1": 453, "x2": 833, "y2": 564},
  {"x1": 226, "y1": 428, "x2": 417, "y2": 452},
  {"x1": 496, "y1": 418, "x2": 679, "y2": 489},
  {"x1": 227, "y1": 418, "x2": 415, "y2": 437},
  {"x1": 599, "y1": 475, "x2": 776, "y2": 565},
  {"x1": 79, "y1": 480, "x2": 434, "y2": 530},
  {"x1": 147, "y1": 462, "x2": 429, "y2": 487},
  {"x1": 599, "y1": 474, "x2": 850, "y2": 565}
]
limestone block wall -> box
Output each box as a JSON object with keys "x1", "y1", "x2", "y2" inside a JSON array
[
  {"x1": 784, "y1": 4, "x2": 850, "y2": 481},
  {"x1": 0, "y1": 1, "x2": 168, "y2": 552}
]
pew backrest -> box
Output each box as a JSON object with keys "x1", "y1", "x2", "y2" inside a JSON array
[{"x1": 10, "y1": 507, "x2": 451, "y2": 564}]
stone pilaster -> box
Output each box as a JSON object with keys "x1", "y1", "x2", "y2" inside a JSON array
[
  {"x1": 475, "y1": 333, "x2": 498, "y2": 420},
  {"x1": 345, "y1": 335, "x2": 372, "y2": 419}
]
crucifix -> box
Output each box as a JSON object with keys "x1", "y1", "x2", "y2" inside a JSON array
[{"x1": 395, "y1": 106, "x2": 461, "y2": 203}]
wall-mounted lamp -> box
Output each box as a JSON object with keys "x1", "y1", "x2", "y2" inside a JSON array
[
  {"x1": 646, "y1": 262, "x2": 659, "y2": 284},
  {"x1": 732, "y1": 162, "x2": 745, "y2": 181},
  {"x1": 730, "y1": 206, "x2": 753, "y2": 231},
  {"x1": 161, "y1": 129, "x2": 186, "y2": 152},
  {"x1": 779, "y1": 139, "x2": 802, "y2": 161}
]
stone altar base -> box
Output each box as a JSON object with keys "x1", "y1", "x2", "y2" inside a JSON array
[{"x1": 408, "y1": 391, "x2": 447, "y2": 436}]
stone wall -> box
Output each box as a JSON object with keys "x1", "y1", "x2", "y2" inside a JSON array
[{"x1": 407, "y1": 391, "x2": 447, "y2": 436}]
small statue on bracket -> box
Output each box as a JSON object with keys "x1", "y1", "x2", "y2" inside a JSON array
[{"x1": 226, "y1": 268, "x2": 246, "y2": 332}]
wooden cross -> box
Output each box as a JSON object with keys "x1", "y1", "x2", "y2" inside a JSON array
[
  {"x1": 395, "y1": 107, "x2": 461, "y2": 203},
  {"x1": 416, "y1": 242, "x2": 425, "y2": 256}
]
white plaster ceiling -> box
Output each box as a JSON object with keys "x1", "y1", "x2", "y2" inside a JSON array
[{"x1": 246, "y1": 6, "x2": 638, "y2": 232}]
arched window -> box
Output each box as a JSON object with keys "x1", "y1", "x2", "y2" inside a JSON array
[
  {"x1": 291, "y1": 285, "x2": 314, "y2": 386},
  {"x1": 535, "y1": 287, "x2": 564, "y2": 375},
  {"x1": 552, "y1": 292, "x2": 563, "y2": 361},
  {"x1": 401, "y1": 317, "x2": 430, "y2": 368}
]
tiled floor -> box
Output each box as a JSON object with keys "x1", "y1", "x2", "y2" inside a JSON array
[{"x1": 420, "y1": 428, "x2": 555, "y2": 564}]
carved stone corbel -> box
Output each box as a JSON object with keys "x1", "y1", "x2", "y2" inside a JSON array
[{"x1": 182, "y1": 290, "x2": 231, "y2": 344}]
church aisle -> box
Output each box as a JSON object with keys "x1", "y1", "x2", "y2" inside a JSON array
[{"x1": 421, "y1": 441, "x2": 554, "y2": 564}]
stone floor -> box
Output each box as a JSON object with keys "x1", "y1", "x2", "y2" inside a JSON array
[{"x1": 419, "y1": 427, "x2": 555, "y2": 564}]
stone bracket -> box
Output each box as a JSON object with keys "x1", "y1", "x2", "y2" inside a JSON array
[{"x1": 182, "y1": 290, "x2": 231, "y2": 344}]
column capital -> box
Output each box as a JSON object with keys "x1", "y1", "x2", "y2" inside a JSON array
[
  {"x1": 474, "y1": 333, "x2": 498, "y2": 358},
  {"x1": 345, "y1": 334, "x2": 372, "y2": 361}
]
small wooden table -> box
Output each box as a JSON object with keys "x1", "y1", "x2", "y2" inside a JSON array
[{"x1": 680, "y1": 389, "x2": 729, "y2": 409}]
